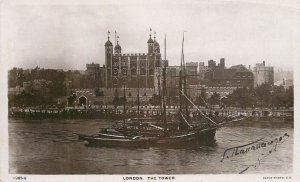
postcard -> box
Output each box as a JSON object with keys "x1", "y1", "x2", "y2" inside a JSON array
[{"x1": 0, "y1": 0, "x2": 299, "y2": 181}]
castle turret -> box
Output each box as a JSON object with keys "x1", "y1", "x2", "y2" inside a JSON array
[
  {"x1": 105, "y1": 31, "x2": 113, "y2": 87},
  {"x1": 153, "y1": 33, "x2": 160, "y2": 54},
  {"x1": 114, "y1": 36, "x2": 122, "y2": 54},
  {"x1": 147, "y1": 30, "x2": 154, "y2": 54}
]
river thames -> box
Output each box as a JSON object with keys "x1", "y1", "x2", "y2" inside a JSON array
[{"x1": 9, "y1": 119, "x2": 293, "y2": 174}]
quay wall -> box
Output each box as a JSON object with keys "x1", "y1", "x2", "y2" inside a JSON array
[{"x1": 9, "y1": 106, "x2": 293, "y2": 121}]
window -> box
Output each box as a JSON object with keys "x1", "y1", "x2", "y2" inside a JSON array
[
  {"x1": 140, "y1": 68, "x2": 146, "y2": 75},
  {"x1": 114, "y1": 61, "x2": 119, "y2": 67},
  {"x1": 149, "y1": 69, "x2": 154, "y2": 75},
  {"x1": 113, "y1": 69, "x2": 118, "y2": 75},
  {"x1": 140, "y1": 61, "x2": 145, "y2": 68},
  {"x1": 122, "y1": 68, "x2": 127, "y2": 75}
]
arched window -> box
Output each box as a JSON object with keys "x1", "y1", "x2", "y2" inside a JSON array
[
  {"x1": 113, "y1": 60, "x2": 119, "y2": 67},
  {"x1": 113, "y1": 69, "x2": 118, "y2": 75},
  {"x1": 122, "y1": 68, "x2": 127, "y2": 75}
]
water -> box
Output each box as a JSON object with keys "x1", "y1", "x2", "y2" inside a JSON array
[{"x1": 9, "y1": 119, "x2": 293, "y2": 174}]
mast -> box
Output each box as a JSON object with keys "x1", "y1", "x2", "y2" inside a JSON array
[
  {"x1": 179, "y1": 31, "x2": 189, "y2": 127},
  {"x1": 123, "y1": 84, "x2": 126, "y2": 133},
  {"x1": 114, "y1": 31, "x2": 117, "y2": 47},
  {"x1": 137, "y1": 66, "x2": 140, "y2": 121},
  {"x1": 123, "y1": 84, "x2": 126, "y2": 115},
  {"x1": 164, "y1": 33, "x2": 167, "y2": 61},
  {"x1": 182, "y1": 32, "x2": 189, "y2": 123},
  {"x1": 162, "y1": 34, "x2": 167, "y2": 131}
]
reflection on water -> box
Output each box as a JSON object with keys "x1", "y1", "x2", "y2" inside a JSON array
[{"x1": 9, "y1": 119, "x2": 293, "y2": 174}]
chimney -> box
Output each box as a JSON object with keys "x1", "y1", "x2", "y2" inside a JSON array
[{"x1": 220, "y1": 58, "x2": 225, "y2": 69}]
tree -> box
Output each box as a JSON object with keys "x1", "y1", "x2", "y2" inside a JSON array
[
  {"x1": 95, "y1": 88, "x2": 104, "y2": 96},
  {"x1": 14, "y1": 91, "x2": 40, "y2": 106},
  {"x1": 112, "y1": 89, "x2": 121, "y2": 108},
  {"x1": 67, "y1": 94, "x2": 77, "y2": 107},
  {"x1": 254, "y1": 84, "x2": 272, "y2": 107},
  {"x1": 149, "y1": 94, "x2": 161, "y2": 106},
  {"x1": 227, "y1": 87, "x2": 256, "y2": 108},
  {"x1": 284, "y1": 86, "x2": 293, "y2": 107},
  {"x1": 271, "y1": 85, "x2": 285, "y2": 108},
  {"x1": 208, "y1": 92, "x2": 220, "y2": 107}
]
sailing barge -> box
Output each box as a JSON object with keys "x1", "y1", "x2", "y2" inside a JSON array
[{"x1": 79, "y1": 32, "x2": 242, "y2": 148}]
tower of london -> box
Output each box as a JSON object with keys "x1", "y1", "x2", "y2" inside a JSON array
[{"x1": 104, "y1": 31, "x2": 162, "y2": 88}]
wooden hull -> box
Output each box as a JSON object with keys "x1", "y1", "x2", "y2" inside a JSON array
[
  {"x1": 154, "y1": 128, "x2": 217, "y2": 148},
  {"x1": 82, "y1": 136, "x2": 153, "y2": 148},
  {"x1": 79, "y1": 127, "x2": 216, "y2": 149}
]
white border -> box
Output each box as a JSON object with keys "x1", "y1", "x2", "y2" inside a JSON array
[{"x1": 1, "y1": 0, "x2": 299, "y2": 181}]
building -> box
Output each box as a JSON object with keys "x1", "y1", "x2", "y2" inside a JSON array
[
  {"x1": 23, "y1": 82, "x2": 32, "y2": 93},
  {"x1": 211, "y1": 65, "x2": 254, "y2": 88},
  {"x1": 86, "y1": 63, "x2": 101, "y2": 88},
  {"x1": 198, "y1": 62, "x2": 209, "y2": 81},
  {"x1": 104, "y1": 32, "x2": 162, "y2": 88},
  {"x1": 283, "y1": 79, "x2": 293, "y2": 90},
  {"x1": 252, "y1": 61, "x2": 274, "y2": 87},
  {"x1": 200, "y1": 58, "x2": 226, "y2": 82},
  {"x1": 154, "y1": 63, "x2": 198, "y2": 97},
  {"x1": 185, "y1": 62, "x2": 198, "y2": 85},
  {"x1": 274, "y1": 78, "x2": 293, "y2": 90},
  {"x1": 32, "y1": 79, "x2": 47, "y2": 90},
  {"x1": 203, "y1": 59, "x2": 254, "y2": 88}
]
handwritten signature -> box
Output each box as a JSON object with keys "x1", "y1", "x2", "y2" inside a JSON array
[{"x1": 221, "y1": 133, "x2": 290, "y2": 173}]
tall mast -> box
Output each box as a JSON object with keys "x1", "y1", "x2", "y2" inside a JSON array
[
  {"x1": 114, "y1": 31, "x2": 117, "y2": 47},
  {"x1": 182, "y1": 32, "x2": 189, "y2": 123},
  {"x1": 164, "y1": 34, "x2": 166, "y2": 60},
  {"x1": 162, "y1": 34, "x2": 167, "y2": 131},
  {"x1": 137, "y1": 66, "x2": 140, "y2": 121},
  {"x1": 179, "y1": 31, "x2": 189, "y2": 125},
  {"x1": 123, "y1": 84, "x2": 126, "y2": 115},
  {"x1": 179, "y1": 32, "x2": 184, "y2": 115}
]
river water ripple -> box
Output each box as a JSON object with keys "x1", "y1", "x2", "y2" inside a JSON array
[{"x1": 9, "y1": 119, "x2": 293, "y2": 174}]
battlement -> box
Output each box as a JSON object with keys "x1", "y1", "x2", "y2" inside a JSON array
[{"x1": 113, "y1": 53, "x2": 147, "y2": 56}]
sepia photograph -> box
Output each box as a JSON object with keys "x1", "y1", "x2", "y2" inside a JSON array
[{"x1": 0, "y1": 0, "x2": 299, "y2": 181}]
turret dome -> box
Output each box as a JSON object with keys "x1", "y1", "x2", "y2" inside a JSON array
[
  {"x1": 114, "y1": 41, "x2": 122, "y2": 54},
  {"x1": 105, "y1": 39, "x2": 113, "y2": 46},
  {"x1": 147, "y1": 37, "x2": 154, "y2": 43}
]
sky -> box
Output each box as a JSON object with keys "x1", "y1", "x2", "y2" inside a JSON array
[{"x1": 1, "y1": 0, "x2": 300, "y2": 71}]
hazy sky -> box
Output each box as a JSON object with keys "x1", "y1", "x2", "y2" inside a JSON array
[{"x1": 2, "y1": 0, "x2": 300, "y2": 70}]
